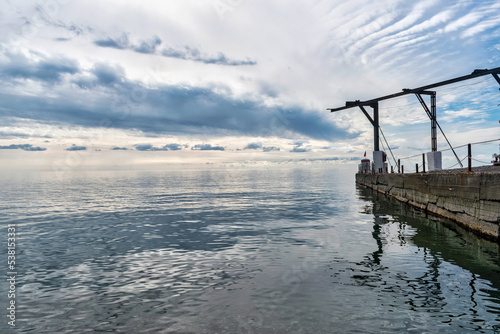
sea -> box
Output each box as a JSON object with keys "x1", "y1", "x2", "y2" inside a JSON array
[{"x1": 1, "y1": 164, "x2": 499, "y2": 333}]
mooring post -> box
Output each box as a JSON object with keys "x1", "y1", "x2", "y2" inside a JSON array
[
  {"x1": 422, "y1": 154, "x2": 426, "y2": 173},
  {"x1": 416, "y1": 164, "x2": 419, "y2": 173},
  {"x1": 402, "y1": 165, "x2": 404, "y2": 174},
  {"x1": 468, "y1": 143, "x2": 472, "y2": 172},
  {"x1": 398, "y1": 159, "x2": 401, "y2": 173}
]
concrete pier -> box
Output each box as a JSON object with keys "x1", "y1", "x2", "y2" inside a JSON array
[{"x1": 356, "y1": 166, "x2": 500, "y2": 241}]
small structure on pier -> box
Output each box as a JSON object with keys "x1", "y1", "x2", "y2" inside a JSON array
[{"x1": 358, "y1": 158, "x2": 371, "y2": 174}]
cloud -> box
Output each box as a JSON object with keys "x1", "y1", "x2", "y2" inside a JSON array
[
  {"x1": 163, "y1": 143, "x2": 183, "y2": 151},
  {"x1": 263, "y1": 146, "x2": 280, "y2": 152},
  {"x1": 290, "y1": 147, "x2": 310, "y2": 153},
  {"x1": 191, "y1": 144, "x2": 225, "y2": 151},
  {"x1": 91, "y1": 63, "x2": 125, "y2": 85},
  {"x1": 0, "y1": 144, "x2": 46, "y2": 151},
  {"x1": 93, "y1": 34, "x2": 256, "y2": 66},
  {"x1": 243, "y1": 142, "x2": 280, "y2": 152},
  {"x1": 94, "y1": 34, "x2": 130, "y2": 49},
  {"x1": 134, "y1": 143, "x2": 184, "y2": 151},
  {"x1": 0, "y1": 69, "x2": 352, "y2": 141},
  {"x1": 0, "y1": 51, "x2": 79, "y2": 84},
  {"x1": 111, "y1": 147, "x2": 128, "y2": 150},
  {"x1": 244, "y1": 142, "x2": 262, "y2": 150},
  {"x1": 133, "y1": 36, "x2": 162, "y2": 54},
  {"x1": 290, "y1": 141, "x2": 310, "y2": 152},
  {"x1": 162, "y1": 47, "x2": 256, "y2": 66},
  {"x1": 65, "y1": 145, "x2": 86, "y2": 151}
]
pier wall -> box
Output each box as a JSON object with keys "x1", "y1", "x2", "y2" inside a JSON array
[{"x1": 356, "y1": 172, "x2": 500, "y2": 240}]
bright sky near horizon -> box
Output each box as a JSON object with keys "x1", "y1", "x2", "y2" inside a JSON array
[{"x1": 1, "y1": 0, "x2": 499, "y2": 170}]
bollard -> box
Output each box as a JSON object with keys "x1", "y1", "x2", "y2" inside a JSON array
[
  {"x1": 422, "y1": 154, "x2": 426, "y2": 173},
  {"x1": 416, "y1": 164, "x2": 419, "y2": 173},
  {"x1": 398, "y1": 159, "x2": 401, "y2": 173},
  {"x1": 402, "y1": 165, "x2": 404, "y2": 174}
]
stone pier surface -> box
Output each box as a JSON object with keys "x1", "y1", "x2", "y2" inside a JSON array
[{"x1": 356, "y1": 166, "x2": 500, "y2": 241}]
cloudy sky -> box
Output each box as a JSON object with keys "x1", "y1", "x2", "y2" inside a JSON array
[{"x1": 1, "y1": 0, "x2": 499, "y2": 170}]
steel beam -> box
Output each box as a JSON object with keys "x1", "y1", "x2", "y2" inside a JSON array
[
  {"x1": 373, "y1": 103, "x2": 379, "y2": 152},
  {"x1": 414, "y1": 92, "x2": 463, "y2": 168},
  {"x1": 357, "y1": 103, "x2": 379, "y2": 151},
  {"x1": 414, "y1": 92, "x2": 437, "y2": 151},
  {"x1": 492, "y1": 73, "x2": 500, "y2": 87},
  {"x1": 328, "y1": 66, "x2": 500, "y2": 112}
]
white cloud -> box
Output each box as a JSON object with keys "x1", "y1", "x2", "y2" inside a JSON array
[{"x1": 1, "y1": 0, "x2": 499, "y2": 168}]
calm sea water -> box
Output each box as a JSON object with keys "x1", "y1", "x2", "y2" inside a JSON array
[{"x1": 1, "y1": 164, "x2": 499, "y2": 333}]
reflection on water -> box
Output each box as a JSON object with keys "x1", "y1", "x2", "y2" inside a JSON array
[{"x1": 0, "y1": 165, "x2": 499, "y2": 333}]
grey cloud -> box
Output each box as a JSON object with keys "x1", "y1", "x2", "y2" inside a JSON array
[
  {"x1": 0, "y1": 53, "x2": 354, "y2": 142},
  {"x1": 263, "y1": 146, "x2": 280, "y2": 152},
  {"x1": 0, "y1": 81, "x2": 354, "y2": 141},
  {"x1": 0, "y1": 132, "x2": 30, "y2": 139},
  {"x1": 244, "y1": 142, "x2": 262, "y2": 150},
  {"x1": 191, "y1": 144, "x2": 225, "y2": 151},
  {"x1": 0, "y1": 144, "x2": 46, "y2": 151},
  {"x1": 65, "y1": 145, "x2": 86, "y2": 151},
  {"x1": 243, "y1": 143, "x2": 280, "y2": 152},
  {"x1": 72, "y1": 62, "x2": 125, "y2": 88},
  {"x1": 135, "y1": 144, "x2": 164, "y2": 151},
  {"x1": 91, "y1": 63, "x2": 124, "y2": 85},
  {"x1": 290, "y1": 141, "x2": 310, "y2": 152},
  {"x1": 162, "y1": 47, "x2": 256, "y2": 66},
  {"x1": 134, "y1": 143, "x2": 183, "y2": 151},
  {"x1": 133, "y1": 36, "x2": 162, "y2": 54},
  {"x1": 163, "y1": 143, "x2": 183, "y2": 151},
  {"x1": 94, "y1": 34, "x2": 129, "y2": 49},
  {"x1": 93, "y1": 34, "x2": 256, "y2": 66},
  {"x1": 111, "y1": 147, "x2": 128, "y2": 150},
  {"x1": 290, "y1": 147, "x2": 310, "y2": 153},
  {"x1": 0, "y1": 51, "x2": 79, "y2": 83}
]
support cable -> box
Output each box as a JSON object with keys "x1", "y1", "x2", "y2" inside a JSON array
[
  {"x1": 399, "y1": 138, "x2": 500, "y2": 161},
  {"x1": 379, "y1": 126, "x2": 398, "y2": 167},
  {"x1": 440, "y1": 138, "x2": 500, "y2": 152},
  {"x1": 444, "y1": 156, "x2": 468, "y2": 170},
  {"x1": 435, "y1": 119, "x2": 463, "y2": 167},
  {"x1": 414, "y1": 93, "x2": 462, "y2": 166}
]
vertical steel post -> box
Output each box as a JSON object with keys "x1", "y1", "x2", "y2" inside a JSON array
[
  {"x1": 402, "y1": 165, "x2": 404, "y2": 174},
  {"x1": 373, "y1": 103, "x2": 380, "y2": 152},
  {"x1": 468, "y1": 144, "x2": 472, "y2": 172},
  {"x1": 416, "y1": 164, "x2": 419, "y2": 173},
  {"x1": 398, "y1": 159, "x2": 401, "y2": 173},
  {"x1": 431, "y1": 93, "x2": 437, "y2": 152},
  {"x1": 422, "y1": 154, "x2": 426, "y2": 173}
]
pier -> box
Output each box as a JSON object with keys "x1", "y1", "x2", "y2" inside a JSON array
[
  {"x1": 356, "y1": 166, "x2": 500, "y2": 241},
  {"x1": 329, "y1": 66, "x2": 500, "y2": 241}
]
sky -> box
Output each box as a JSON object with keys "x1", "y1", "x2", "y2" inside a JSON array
[{"x1": 1, "y1": 0, "x2": 499, "y2": 171}]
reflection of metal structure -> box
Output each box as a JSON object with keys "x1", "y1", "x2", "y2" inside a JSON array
[
  {"x1": 329, "y1": 67, "x2": 500, "y2": 171},
  {"x1": 356, "y1": 184, "x2": 500, "y2": 320}
]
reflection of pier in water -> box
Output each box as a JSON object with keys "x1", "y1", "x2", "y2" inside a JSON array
[{"x1": 353, "y1": 184, "x2": 500, "y2": 319}]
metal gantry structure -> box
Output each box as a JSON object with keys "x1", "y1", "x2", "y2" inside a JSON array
[{"x1": 328, "y1": 66, "x2": 500, "y2": 169}]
